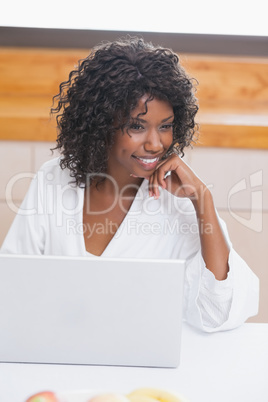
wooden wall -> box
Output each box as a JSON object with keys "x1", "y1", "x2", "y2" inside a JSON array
[{"x1": 0, "y1": 47, "x2": 268, "y2": 148}]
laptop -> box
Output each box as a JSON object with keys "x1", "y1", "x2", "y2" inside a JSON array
[{"x1": 0, "y1": 254, "x2": 185, "y2": 368}]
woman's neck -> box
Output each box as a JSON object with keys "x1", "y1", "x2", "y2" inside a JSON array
[{"x1": 91, "y1": 172, "x2": 143, "y2": 198}]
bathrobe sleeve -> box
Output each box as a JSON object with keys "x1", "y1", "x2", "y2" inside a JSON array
[{"x1": 183, "y1": 218, "x2": 259, "y2": 332}]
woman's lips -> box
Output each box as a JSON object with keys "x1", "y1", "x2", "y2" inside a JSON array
[{"x1": 132, "y1": 155, "x2": 160, "y2": 170}]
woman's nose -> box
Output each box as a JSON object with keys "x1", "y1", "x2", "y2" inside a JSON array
[{"x1": 144, "y1": 129, "x2": 163, "y2": 153}]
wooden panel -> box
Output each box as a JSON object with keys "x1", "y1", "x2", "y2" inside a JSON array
[
  {"x1": 0, "y1": 47, "x2": 268, "y2": 148},
  {"x1": 0, "y1": 117, "x2": 56, "y2": 142},
  {"x1": 181, "y1": 54, "x2": 268, "y2": 104},
  {"x1": 197, "y1": 124, "x2": 268, "y2": 148},
  {"x1": 0, "y1": 48, "x2": 88, "y2": 96}
]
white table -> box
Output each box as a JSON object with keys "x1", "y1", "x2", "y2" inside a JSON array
[{"x1": 1, "y1": 323, "x2": 267, "y2": 402}]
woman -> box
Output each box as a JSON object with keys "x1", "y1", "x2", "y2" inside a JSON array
[{"x1": 1, "y1": 37, "x2": 259, "y2": 332}]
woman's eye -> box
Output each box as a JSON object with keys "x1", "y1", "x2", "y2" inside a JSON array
[
  {"x1": 161, "y1": 124, "x2": 174, "y2": 130},
  {"x1": 130, "y1": 124, "x2": 144, "y2": 131}
]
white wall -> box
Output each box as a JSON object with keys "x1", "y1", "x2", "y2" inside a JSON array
[
  {"x1": 0, "y1": 141, "x2": 267, "y2": 322},
  {"x1": 2, "y1": 0, "x2": 268, "y2": 36}
]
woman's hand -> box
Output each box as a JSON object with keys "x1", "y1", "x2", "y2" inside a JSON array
[
  {"x1": 148, "y1": 153, "x2": 207, "y2": 201},
  {"x1": 149, "y1": 153, "x2": 230, "y2": 280}
]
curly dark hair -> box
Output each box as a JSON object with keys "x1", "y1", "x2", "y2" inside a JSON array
[{"x1": 51, "y1": 36, "x2": 199, "y2": 187}]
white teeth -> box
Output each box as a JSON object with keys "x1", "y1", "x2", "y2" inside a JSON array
[{"x1": 136, "y1": 157, "x2": 158, "y2": 164}]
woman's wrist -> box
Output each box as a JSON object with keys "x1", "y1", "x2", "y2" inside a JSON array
[{"x1": 191, "y1": 185, "x2": 213, "y2": 216}]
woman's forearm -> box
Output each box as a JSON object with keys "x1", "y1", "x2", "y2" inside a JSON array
[{"x1": 192, "y1": 189, "x2": 230, "y2": 281}]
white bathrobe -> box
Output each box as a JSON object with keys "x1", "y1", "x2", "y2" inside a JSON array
[{"x1": 1, "y1": 158, "x2": 259, "y2": 332}]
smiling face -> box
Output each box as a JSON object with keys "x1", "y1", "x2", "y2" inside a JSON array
[{"x1": 107, "y1": 96, "x2": 174, "y2": 182}]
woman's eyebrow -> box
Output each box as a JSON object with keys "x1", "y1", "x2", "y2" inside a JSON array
[
  {"x1": 132, "y1": 116, "x2": 147, "y2": 123},
  {"x1": 162, "y1": 115, "x2": 174, "y2": 122},
  {"x1": 132, "y1": 115, "x2": 174, "y2": 123}
]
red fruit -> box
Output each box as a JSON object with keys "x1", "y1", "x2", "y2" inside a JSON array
[{"x1": 26, "y1": 391, "x2": 58, "y2": 402}]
